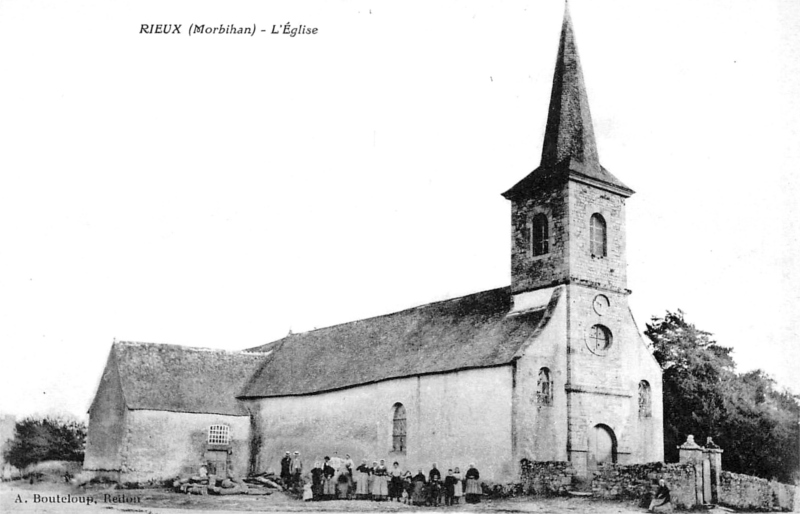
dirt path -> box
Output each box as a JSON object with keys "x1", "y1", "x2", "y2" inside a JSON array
[{"x1": 0, "y1": 482, "x2": 661, "y2": 514}]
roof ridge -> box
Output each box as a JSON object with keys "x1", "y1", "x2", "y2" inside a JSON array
[
  {"x1": 116, "y1": 340, "x2": 268, "y2": 356},
  {"x1": 257, "y1": 285, "x2": 511, "y2": 346}
]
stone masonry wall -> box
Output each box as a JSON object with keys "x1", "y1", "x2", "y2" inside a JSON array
[
  {"x1": 518, "y1": 460, "x2": 795, "y2": 511},
  {"x1": 567, "y1": 181, "x2": 627, "y2": 292},
  {"x1": 589, "y1": 462, "x2": 698, "y2": 508},
  {"x1": 510, "y1": 182, "x2": 569, "y2": 294},
  {"x1": 718, "y1": 471, "x2": 795, "y2": 512},
  {"x1": 518, "y1": 460, "x2": 697, "y2": 508},
  {"x1": 519, "y1": 460, "x2": 576, "y2": 495}
]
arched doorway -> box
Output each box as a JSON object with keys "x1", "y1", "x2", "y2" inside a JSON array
[{"x1": 587, "y1": 424, "x2": 617, "y2": 469}]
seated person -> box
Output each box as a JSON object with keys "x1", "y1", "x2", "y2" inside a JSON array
[{"x1": 648, "y1": 479, "x2": 672, "y2": 512}]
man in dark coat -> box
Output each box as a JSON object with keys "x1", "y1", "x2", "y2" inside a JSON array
[
  {"x1": 428, "y1": 463, "x2": 442, "y2": 506},
  {"x1": 444, "y1": 469, "x2": 458, "y2": 506},
  {"x1": 280, "y1": 451, "x2": 292, "y2": 487},
  {"x1": 322, "y1": 456, "x2": 336, "y2": 500}
]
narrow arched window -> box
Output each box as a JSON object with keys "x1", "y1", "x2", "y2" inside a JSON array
[
  {"x1": 531, "y1": 214, "x2": 549, "y2": 256},
  {"x1": 638, "y1": 381, "x2": 652, "y2": 418},
  {"x1": 392, "y1": 403, "x2": 406, "y2": 452},
  {"x1": 536, "y1": 367, "x2": 553, "y2": 405},
  {"x1": 590, "y1": 214, "x2": 607, "y2": 257},
  {"x1": 208, "y1": 424, "x2": 231, "y2": 445}
]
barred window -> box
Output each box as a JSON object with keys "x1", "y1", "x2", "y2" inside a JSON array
[
  {"x1": 392, "y1": 403, "x2": 406, "y2": 452},
  {"x1": 208, "y1": 424, "x2": 231, "y2": 445},
  {"x1": 590, "y1": 214, "x2": 607, "y2": 257},
  {"x1": 638, "y1": 381, "x2": 652, "y2": 418},
  {"x1": 536, "y1": 367, "x2": 553, "y2": 405},
  {"x1": 531, "y1": 214, "x2": 549, "y2": 257}
]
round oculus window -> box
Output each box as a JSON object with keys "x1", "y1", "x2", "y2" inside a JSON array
[{"x1": 586, "y1": 324, "x2": 612, "y2": 355}]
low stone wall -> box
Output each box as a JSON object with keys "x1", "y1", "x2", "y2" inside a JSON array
[
  {"x1": 519, "y1": 460, "x2": 576, "y2": 496},
  {"x1": 770, "y1": 480, "x2": 796, "y2": 512},
  {"x1": 718, "y1": 471, "x2": 795, "y2": 512},
  {"x1": 589, "y1": 462, "x2": 698, "y2": 509},
  {"x1": 517, "y1": 460, "x2": 796, "y2": 511}
]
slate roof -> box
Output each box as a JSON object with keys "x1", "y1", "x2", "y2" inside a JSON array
[
  {"x1": 112, "y1": 341, "x2": 269, "y2": 416},
  {"x1": 240, "y1": 287, "x2": 553, "y2": 398},
  {"x1": 504, "y1": 5, "x2": 633, "y2": 200}
]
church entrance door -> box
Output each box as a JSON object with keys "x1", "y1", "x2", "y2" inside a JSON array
[{"x1": 587, "y1": 424, "x2": 617, "y2": 470}]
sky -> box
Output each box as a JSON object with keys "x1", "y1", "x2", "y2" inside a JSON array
[{"x1": 0, "y1": 0, "x2": 798, "y2": 421}]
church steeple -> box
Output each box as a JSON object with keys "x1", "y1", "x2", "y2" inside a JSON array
[
  {"x1": 503, "y1": 5, "x2": 633, "y2": 200},
  {"x1": 540, "y1": 3, "x2": 599, "y2": 172},
  {"x1": 503, "y1": 5, "x2": 635, "y2": 296}
]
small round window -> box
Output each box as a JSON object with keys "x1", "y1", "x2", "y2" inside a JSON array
[{"x1": 587, "y1": 324, "x2": 612, "y2": 355}]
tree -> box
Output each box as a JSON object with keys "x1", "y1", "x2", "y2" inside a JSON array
[
  {"x1": 646, "y1": 310, "x2": 799, "y2": 482},
  {"x1": 2, "y1": 416, "x2": 86, "y2": 469}
]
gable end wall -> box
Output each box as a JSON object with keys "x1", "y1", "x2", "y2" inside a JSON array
[
  {"x1": 84, "y1": 352, "x2": 127, "y2": 472},
  {"x1": 120, "y1": 410, "x2": 251, "y2": 483}
]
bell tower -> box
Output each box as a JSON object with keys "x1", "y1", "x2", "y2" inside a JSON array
[{"x1": 502, "y1": 5, "x2": 634, "y2": 298}]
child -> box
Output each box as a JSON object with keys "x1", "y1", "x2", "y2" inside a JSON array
[
  {"x1": 444, "y1": 469, "x2": 458, "y2": 506},
  {"x1": 453, "y1": 467, "x2": 463, "y2": 504}
]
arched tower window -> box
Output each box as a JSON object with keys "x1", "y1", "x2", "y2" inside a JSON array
[
  {"x1": 536, "y1": 367, "x2": 553, "y2": 405},
  {"x1": 638, "y1": 381, "x2": 652, "y2": 418},
  {"x1": 590, "y1": 213, "x2": 607, "y2": 257},
  {"x1": 531, "y1": 214, "x2": 549, "y2": 256},
  {"x1": 392, "y1": 403, "x2": 406, "y2": 452}
]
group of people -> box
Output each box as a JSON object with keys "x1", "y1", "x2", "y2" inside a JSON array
[{"x1": 280, "y1": 451, "x2": 482, "y2": 505}]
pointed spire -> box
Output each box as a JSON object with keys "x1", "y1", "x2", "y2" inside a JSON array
[
  {"x1": 540, "y1": 3, "x2": 600, "y2": 172},
  {"x1": 502, "y1": 3, "x2": 633, "y2": 201}
]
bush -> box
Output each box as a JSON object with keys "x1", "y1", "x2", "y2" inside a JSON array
[{"x1": 3, "y1": 416, "x2": 86, "y2": 470}]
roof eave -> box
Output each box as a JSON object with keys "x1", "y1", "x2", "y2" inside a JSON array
[
  {"x1": 568, "y1": 170, "x2": 634, "y2": 198},
  {"x1": 237, "y1": 361, "x2": 518, "y2": 400},
  {"x1": 502, "y1": 159, "x2": 634, "y2": 201}
]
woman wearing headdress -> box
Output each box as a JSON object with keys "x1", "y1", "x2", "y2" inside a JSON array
[
  {"x1": 310, "y1": 459, "x2": 323, "y2": 500},
  {"x1": 411, "y1": 469, "x2": 427, "y2": 506},
  {"x1": 648, "y1": 479, "x2": 671, "y2": 512},
  {"x1": 371, "y1": 459, "x2": 389, "y2": 501},
  {"x1": 465, "y1": 463, "x2": 481, "y2": 503},
  {"x1": 354, "y1": 459, "x2": 370, "y2": 499},
  {"x1": 388, "y1": 461, "x2": 404, "y2": 501},
  {"x1": 367, "y1": 461, "x2": 378, "y2": 499}
]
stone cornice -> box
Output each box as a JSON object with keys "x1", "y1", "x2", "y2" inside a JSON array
[{"x1": 565, "y1": 382, "x2": 632, "y2": 398}]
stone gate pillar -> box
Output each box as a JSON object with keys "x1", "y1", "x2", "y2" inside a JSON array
[
  {"x1": 703, "y1": 437, "x2": 723, "y2": 504},
  {"x1": 678, "y1": 435, "x2": 704, "y2": 464},
  {"x1": 678, "y1": 435, "x2": 705, "y2": 505}
]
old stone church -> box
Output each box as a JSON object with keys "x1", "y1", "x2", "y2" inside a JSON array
[{"x1": 84, "y1": 8, "x2": 663, "y2": 483}]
